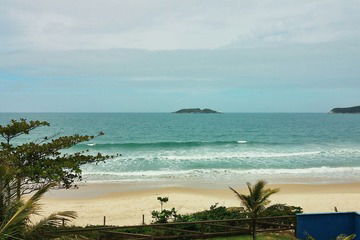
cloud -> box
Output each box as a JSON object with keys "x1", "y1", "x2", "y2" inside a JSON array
[
  {"x1": 1, "y1": 0, "x2": 359, "y2": 50},
  {"x1": 1, "y1": 0, "x2": 360, "y2": 112},
  {"x1": 1, "y1": 40, "x2": 359, "y2": 93}
]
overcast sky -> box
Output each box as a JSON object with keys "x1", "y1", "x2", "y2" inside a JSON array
[{"x1": 1, "y1": 0, "x2": 359, "y2": 112}]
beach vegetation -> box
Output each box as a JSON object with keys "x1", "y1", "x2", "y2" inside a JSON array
[
  {"x1": 261, "y1": 204, "x2": 302, "y2": 217},
  {"x1": 208, "y1": 233, "x2": 296, "y2": 240},
  {"x1": 229, "y1": 180, "x2": 280, "y2": 240},
  {"x1": 0, "y1": 119, "x2": 114, "y2": 222},
  {"x1": 157, "y1": 196, "x2": 169, "y2": 211},
  {"x1": 208, "y1": 233, "x2": 296, "y2": 239},
  {"x1": 176, "y1": 203, "x2": 247, "y2": 222},
  {"x1": 149, "y1": 199, "x2": 300, "y2": 237},
  {"x1": 0, "y1": 183, "x2": 78, "y2": 240},
  {"x1": 152, "y1": 196, "x2": 177, "y2": 223},
  {"x1": 305, "y1": 233, "x2": 356, "y2": 240}
]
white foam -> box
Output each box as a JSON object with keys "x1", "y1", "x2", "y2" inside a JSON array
[
  {"x1": 237, "y1": 140, "x2": 248, "y2": 144},
  {"x1": 83, "y1": 166, "x2": 360, "y2": 179},
  {"x1": 160, "y1": 151, "x2": 322, "y2": 161}
]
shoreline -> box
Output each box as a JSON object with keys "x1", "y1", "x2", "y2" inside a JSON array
[
  {"x1": 81, "y1": 166, "x2": 360, "y2": 186},
  {"x1": 40, "y1": 181, "x2": 360, "y2": 226}
]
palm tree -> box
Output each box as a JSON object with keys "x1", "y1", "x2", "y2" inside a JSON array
[
  {"x1": 229, "y1": 180, "x2": 279, "y2": 240},
  {"x1": 0, "y1": 183, "x2": 77, "y2": 240}
]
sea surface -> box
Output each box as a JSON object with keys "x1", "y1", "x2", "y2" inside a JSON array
[{"x1": 1, "y1": 113, "x2": 360, "y2": 185}]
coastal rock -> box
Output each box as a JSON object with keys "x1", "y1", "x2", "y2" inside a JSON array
[
  {"x1": 330, "y1": 106, "x2": 360, "y2": 114},
  {"x1": 173, "y1": 108, "x2": 221, "y2": 114}
]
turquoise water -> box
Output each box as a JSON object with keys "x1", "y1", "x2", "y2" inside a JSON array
[{"x1": 1, "y1": 113, "x2": 360, "y2": 184}]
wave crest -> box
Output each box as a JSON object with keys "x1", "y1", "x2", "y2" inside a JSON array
[
  {"x1": 80, "y1": 140, "x2": 282, "y2": 149},
  {"x1": 82, "y1": 166, "x2": 360, "y2": 183}
]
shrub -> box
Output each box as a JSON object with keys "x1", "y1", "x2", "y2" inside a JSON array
[{"x1": 261, "y1": 204, "x2": 303, "y2": 217}]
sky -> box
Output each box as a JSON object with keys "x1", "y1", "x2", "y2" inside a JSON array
[{"x1": 0, "y1": 0, "x2": 359, "y2": 112}]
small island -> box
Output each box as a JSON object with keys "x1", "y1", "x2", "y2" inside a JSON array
[
  {"x1": 330, "y1": 105, "x2": 360, "y2": 114},
  {"x1": 173, "y1": 108, "x2": 221, "y2": 114}
]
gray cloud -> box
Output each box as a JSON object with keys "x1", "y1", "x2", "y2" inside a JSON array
[
  {"x1": 1, "y1": 41, "x2": 359, "y2": 92},
  {"x1": 1, "y1": 0, "x2": 360, "y2": 112},
  {"x1": 1, "y1": 0, "x2": 359, "y2": 50}
]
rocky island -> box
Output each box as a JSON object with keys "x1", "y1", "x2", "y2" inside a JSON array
[
  {"x1": 173, "y1": 108, "x2": 221, "y2": 114},
  {"x1": 330, "y1": 106, "x2": 360, "y2": 114}
]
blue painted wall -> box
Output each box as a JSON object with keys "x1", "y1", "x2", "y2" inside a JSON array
[
  {"x1": 355, "y1": 214, "x2": 360, "y2": 239},
  {"x1": 296, "y1": 212, "x2": 359, "y2": 239}
]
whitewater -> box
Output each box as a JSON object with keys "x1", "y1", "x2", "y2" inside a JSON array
[{"x1": 1, "y1": 112, "x2": 360, "y2": 184}]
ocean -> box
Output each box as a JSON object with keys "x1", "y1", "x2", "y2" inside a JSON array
[{"x1": 1, "y1": 113, "x2": 360, "y2": 185}]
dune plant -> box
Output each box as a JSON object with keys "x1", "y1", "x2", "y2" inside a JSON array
[
  {"x1": 229, "y1": 180, "x2": 279, "y2": 240},
  {"x1": 151, "y1": 197, "x2": 177, "y2": 223},
  {"x1": 157, "y1": 196, "x2": 168, "y2": 211}
]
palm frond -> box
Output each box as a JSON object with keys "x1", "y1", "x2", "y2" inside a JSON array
[
  {"x1": 230, "y1": 180, "x2": 279, "y2": 219},
  {"x1": 229, "y1": 187, "x2": 252, "y2": 212},
  {"x1": 229, "y1": 186, "x2": 242, "y2": 199},
  {"x1": 259, "y1": 188, "x2": 280, "y2": 205},
  {"x1": 252, "y1": 180, "x2": 266, "y2": 201},
  {"x1": 246, "y1": 182, "x2": 253, "y2": 196},
  {"x1": 25, "y1": 211, "x2": 77, "y2": 239},
  {"x1": 0, "y1": 183, "x2": 56, "y2": 238}
]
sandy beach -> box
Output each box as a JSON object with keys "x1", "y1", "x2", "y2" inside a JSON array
[{"x1": 40, "y1": 182, "x2": 360, "y2": 226}]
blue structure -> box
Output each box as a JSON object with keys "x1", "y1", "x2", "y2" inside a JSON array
[{"x1": 296, "y1": 212, "x2": 360, "y2": 239}]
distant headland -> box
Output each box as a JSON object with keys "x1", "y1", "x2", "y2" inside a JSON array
[
  {"x1": 330, "y1": 105, "x2": 360, "y2": 114},
  {"x1": 173, "y1": 108, "x2": 221, "y2": 114}
]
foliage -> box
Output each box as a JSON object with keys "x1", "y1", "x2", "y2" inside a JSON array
[
  {"x1": 0, "y1": 119, "x2": 113, "y2": 190},
  {"x1": 0, "y1": 183, "x2": 77, "y2": 240},
  {"x1": 229, "y1": 180, "x2": 280, "y2": 240},
  {"x1": 55, "y1": 200, "x2": 300, "y2": 239},
  {"x1": 157, "y1": 196, "x2": 168, "y2": 211},
  {"x1": 229, "y1": 180, "x2": 280, "y2": 219},
  {"x1": 157, "y1": 196, "x2": 168, "y2": 203},
  {"x1": 0, "y1": 118, "x2": 113, "y2": 239},
  {"x1": 151, "y1": 196, "x2": 177, "y2": 223},
  {"x1": 151, "y1": 208, "x2": 178, "y2": 223},
  {"x1": 175, "y1": 202, "x2": 300, "y2": 223},
  {"x1": 261, "y1": 204, "x2": 303, "y2": 217},
  {"x1": 0, "y1": 119, "x2": 114, "y2": 222},
  {"x1": 151, "y1": 184, "x2": 297, "y2": 227},
  {"x1": 176, "y1": 203, "x2": 247, "y2": 222},
  {"x1": 209, "y1": 233, "x2": 296, "y2": 240},
  {"x1": 306, "y1": 233, "x2": 355, "y2": 240},
  {"x1": 152, "y1": 199, "x2": 245, "y2": 224}
]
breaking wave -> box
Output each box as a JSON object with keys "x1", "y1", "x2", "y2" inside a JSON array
[{"x1": 81, "y1": 140, "x2": 281, "y2": 149}]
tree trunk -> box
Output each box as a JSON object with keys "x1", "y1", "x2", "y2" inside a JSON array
[
  {"x1": 252, "y1": 216, "x2": 257, "y2": 240},
  {"x1": 0, "y1": 179, "x2": 4, "y2": 221}
]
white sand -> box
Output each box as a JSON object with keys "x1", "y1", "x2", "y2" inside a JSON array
[{"x1": 38, "y1": 182, "x2": 360, "y2": 226}]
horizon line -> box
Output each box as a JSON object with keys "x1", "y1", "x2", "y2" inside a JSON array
[{"x1": 0, "y1": 111, "x2": 328, "y2": 114}]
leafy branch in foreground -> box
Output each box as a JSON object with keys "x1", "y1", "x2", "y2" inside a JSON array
[
  {"x1": 0, "y1": 183, "x2": 77, "y2": 240},
  {"x1": 0, "y1": 118, "x2": 116, "y2": 222}
]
